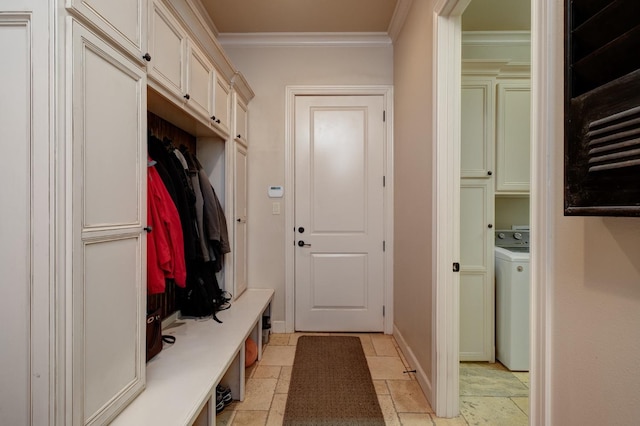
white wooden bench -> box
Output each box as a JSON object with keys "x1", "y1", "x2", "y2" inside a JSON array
[{"x1": 112, "y1": 288, "x2": 274, "y2": 426}]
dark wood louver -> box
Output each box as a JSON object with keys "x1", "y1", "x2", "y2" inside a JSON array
[{"x1": 564, "y1": 0, "x2": 640, "y2": 216}]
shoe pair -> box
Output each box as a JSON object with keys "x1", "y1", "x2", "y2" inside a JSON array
[{"x1": 216, "y1": 384, "x2": 232, "y2": 414}]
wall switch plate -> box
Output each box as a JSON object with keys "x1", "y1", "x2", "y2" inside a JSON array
[{"x1": 272, "y1": 202, "x2": 281, "y2": 215}]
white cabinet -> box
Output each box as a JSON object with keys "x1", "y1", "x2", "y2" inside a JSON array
[
  {"x1": 186, "y1": 40, "x2": 215, "y2": 121},
  {"x1": 70, "y1": 20, "x2": 147, "y2": 425},
  {"x1": 233, "y1": 142, "x2": 249, "y2": 298},
  {"x1": 68, "y1": 0, "x2": 147, "y2": 61},
  {"x1": 147, "y1": 0, "x2": 231, "y2": 138},
  {"x1": 148, "y1": 0, "x2": 187, "y2": 99},
  {"x1": 213, "y1": 73, "x2": 232, "y2": 135},
  {"x1": 234, "y1": 93, "x2": 249, "y2": 144},
  {"x1": 495, "y1": 81, "x2": 531, "y2": 193},
  {"x1": 459, "y1": 180, "x2": 495, "y2": 362},
  {"x1": 461, "y1": 77, "x2": 494, "y2": 178}
]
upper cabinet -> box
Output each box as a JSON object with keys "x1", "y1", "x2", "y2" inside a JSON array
[
  {"x1": 233, "y1": 93, "x2": 248, "y2": 145},
  {"x1": 147, "y1": 0, "x2": 187, "y2": 100},
  {"x1": 495, "y1": 81, "x2": 531, "y2": 193},
  {"x1": 146, "y1": 0, "x2": 231, "y2": 138},
  {"x1": 68, "y1": 0, "x2": 147, "y2": 62},
  {"x1": 461, "y1": 77, "x2": 494, "y2": 179}
]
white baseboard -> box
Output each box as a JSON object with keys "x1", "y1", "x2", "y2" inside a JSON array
[
  {"x1": 271, "y1": 320, "x2": 286, "y2": 334},
  {"x1": 393, "y1": 325, "x2": 434, "y2": 407}
]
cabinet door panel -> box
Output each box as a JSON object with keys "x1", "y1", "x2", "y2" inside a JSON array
[
  {"x1": 496, "y1": 82, "x2": 531, "y2": 192},
  {"x1": 459, "y1": 180, "x2": 494, "y2": 362},
  {"x1": 186, "y1": 41, "x2": 213, "y2": 120},
  {"x1": 234, "y1": 94, "x2": 248, "y2": 143},
  {"x1": 213, "y1": 74, "x2": 231, "y2": 135},
  {"x1": 148, "y1": 0, "x2": 186, "y2": 98},
  {"x1": 234, "y1": 142, "x2": 248, "y2": 298},
  {"x1": 69, "y1": 0, "x2": 146, "y2": 59},
  {"x1": 71, "y1": 21, "x2": 146, "y2": 425},
  {"x1": 461, "y1": 79, "x2": 494, "y2": 178}
]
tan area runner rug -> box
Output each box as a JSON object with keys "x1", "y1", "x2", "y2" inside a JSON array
[{"x1": 283, "y1": 335, "x2": 385, "y2": 426}]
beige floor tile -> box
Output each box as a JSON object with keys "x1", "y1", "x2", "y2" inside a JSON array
[
  {"x1": 511, "y1": 396, "x2": 529, "y2": 416},
  {"x1": 460, "y1": 361, "x2": 507, "y2": 371},
  {"x1": 235, "y1": 378, "x2": 277, "y2": 411},
  {"x1": 215, "y1": 409, "x2": 235, "y2": 426},
  {"x1": 245, "y1": 362, "x2": 258, "y2": 378},
  {"x1": 359, "y1": 335, "x2": 377, "y2": 356},
  {"x1": 387, "y1": 380, "x2": 432, "y2": 413},
  {"x1": 231, "y1": 410, "x2": 268, "y2": 426},
  {"x1": 431, "y1": 416, "x2": 469, "y2": 425},
  {"x1": 374, "y1": 380, "x2": 390, "y2": 395},
  {"x1": 275, "y1": 365, "x2": 292, "y2": 394},
  {"x1": 512, "y1": 372, "x2": 530, "y2": 388},
  {"x1": 371, "y1": 334, "x2": 400, "y2": 357},
  {"x1": 460, "y1": 396, "x2": 528, "y2": 426},
  {"x1": 398, "y1": 412, "x2": 434, "y2": 425},
  {"x1": 266, "y1": 393, "x2": 287, "y2": 426},
  {"x1": 267, "y1": 333, "x2": 291, "y2": 346},
  {"x1": 259, "y1": 345, "x2": 296, "y2": 366},
  {"x1": 376, "y1": 394, "x2": 401, "y2": 426},
  {"x1": 367, "y1": 356, "x2": 412, "y2": 380},
  {"x1": 252, "y1": 365, "x2": 281, "y2": 379},
  {"x1": 459, "y1": 365, "x2": 529, "y2": 397}
]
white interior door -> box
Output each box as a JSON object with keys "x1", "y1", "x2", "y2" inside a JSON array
[
  {"x1": 294, "y1": 95, "x2": 385, "y2": 332},
  {"x1": 234, "y1": 141, "x2": 248, "y2": 298}
]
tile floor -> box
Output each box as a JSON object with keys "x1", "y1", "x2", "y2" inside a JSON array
[{"x1": 216, "y1": 333, "x2": 529, "y2": 425}]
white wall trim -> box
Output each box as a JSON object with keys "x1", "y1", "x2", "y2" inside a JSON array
[
  {"x1": 284, "y1": 85, "x2": 395, "y2": 334},
  {"x1": 218, "y1": 32, "x2": 392, "y2": 48},
  {"x1": 394, "y1": 325, "x2": 433, "y2": 403},
  {"x1": 462, "y1": 30, "x2": 531, "y2": 46},
  {"x1": 432, "y1": 0, "x2": 469, "y2": 417},
  {"x1": 529, "y1": 0, "x2": 554, "y2": 424},
  {"x1": 388, "y1": 0, "x2": 415, "y2": 42}
]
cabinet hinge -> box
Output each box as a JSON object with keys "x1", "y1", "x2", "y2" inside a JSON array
[{"x1": 383, "y1": 110, "x2": 386, "y2": 122}]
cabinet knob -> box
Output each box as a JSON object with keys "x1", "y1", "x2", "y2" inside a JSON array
[
  {"x1": 216, "y1": 119, "x2": 221, "y2": 124},
  {"x1": 237, "y1": 134, "x2": 242, "y2": 139},
  {"x1": 142, "y1": 53, "x2": 151, "y2": 62},
  {"x1": 184, "y1": 94, "x2": 190, "y2": 100},
  {"x1": 143, "y1": 226, "x2": 153, "y2": 233},
  {"x1": 211, "y1": 115, "x2": 216, "y2": 121},
  {"x1": 488, "y1": 224, "x2": 493, "y2": 229},
  {"x1": 487, "y1": 171, "x2": 493, "y2": 176}
]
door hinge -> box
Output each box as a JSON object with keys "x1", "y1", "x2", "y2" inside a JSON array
[
  {"x1": 453, "y1": 262, "x2": 460, "y2": 272},
  {"x1": 383, "y1": 110, "x2": 386, "y2": 122},
  {"x1": 383, "y1": 305, "x2": 385, "y2": 317},
  {"x1": 383, "y1": 241, "x2": 386, "y2": 252},
  {"x1": 383, "y1": 176, "x2": 386, "y2": 187}
]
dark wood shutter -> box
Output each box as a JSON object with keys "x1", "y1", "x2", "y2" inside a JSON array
[{"x1": 564, "y1": 0, "x2": 640, "y2": 216}]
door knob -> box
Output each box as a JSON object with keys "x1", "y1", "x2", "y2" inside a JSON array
[{"x1": 297, "y1": 240, "x2": 311, "y2": 247}]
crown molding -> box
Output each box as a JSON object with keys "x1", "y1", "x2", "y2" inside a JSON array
[
  {"x1": 462, "y1": 59, "x2": 530, "y2": 77},
  {"x1": 217, "y1": 32, "x2": 392, "y2": 48},
  {"x1": 387, "y1": 0, "x2": 414, "y2": 42},
  {"x1": 462, "y1": 30, "x2": 531, "y2": 46}
]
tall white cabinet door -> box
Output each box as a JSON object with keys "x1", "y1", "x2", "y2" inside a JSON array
[
  {"x1": 496, "y1": 82, "x2": 531, "y2": 192},
  {"x1": 461, "y1": 78, "x2": 494, "y2": 178},
  {"x1": 0, "y1": 6, "x2": 52, "y2": 425},
  {"x1": 459, "y1": 180, "x2": 494, "y2": 362},
  {"x1": 234, "y1": 94, "x2": 248, "y2": 144},
  {"x1": 234, "y1": 142, "x2": 248, "y2": 298},
  {"x1": 69, "y1": 0, "x2": 147, "y2": 60},
  {"x1": 213, "y1": 74, "x2": 231, "y2": 136},
  {"x1": 70, "y1": 21, "x2": 146, "y2": 426}
]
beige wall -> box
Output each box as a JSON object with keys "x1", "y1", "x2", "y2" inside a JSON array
[
  {"x1": 221, "y1": 44, "x2": 393, "y2": 326},
  {"x1": 391, "y1": 0, "x2": 436, "y2": 389},
  {"x1": 546, "y1": 3, "x2": 640, "y2": 423},
  {"x1": 495, "y1": 197, "x2": 529, "y2": 229}
]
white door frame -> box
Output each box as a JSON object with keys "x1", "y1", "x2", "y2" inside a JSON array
[
  {"x1": 432, "y1": 0, "x2": 553, "y2": 423},
  {"x1": 284, "y1": 85, "x2": 394, "y2": 334}
]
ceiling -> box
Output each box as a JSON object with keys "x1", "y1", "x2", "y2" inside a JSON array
[{"x1": 202, "y1": 0, "x2": 530, "y2": 35}]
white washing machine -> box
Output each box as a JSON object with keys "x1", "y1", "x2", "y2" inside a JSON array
[{"x1": 495, "y1": 231, "x2": 530, "y2": 371}]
